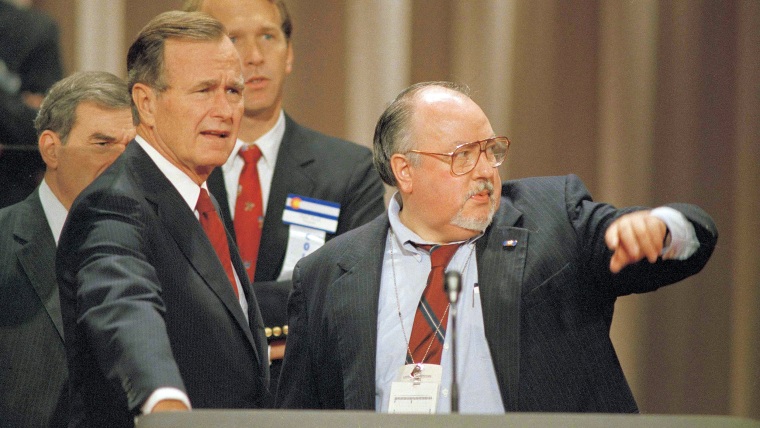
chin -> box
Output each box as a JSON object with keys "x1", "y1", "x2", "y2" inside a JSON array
[
  {"x1": 451, "y1": 204, "x2": 496, "y2": 232},
  {"x1": 450, "y1": 215, "x2": 492, "y2": 232},
  {"x1": 244, "y1": 98, "x2": 276, "y2": 116},
  {"x1": 200, "y1": 151, "x2": 232, "y2": 168}
]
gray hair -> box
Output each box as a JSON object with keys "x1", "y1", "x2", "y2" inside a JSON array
[
  {"x1": 372, "y1": 81, "x2": 470, "y2": 187},
  {"x1": 127, "y1": 10, "x2": 227, "y2": 125},
  {"x1": 33, "y1": 71, "x2": 130, "y2": 144},
  {"x1": 182, "y1": 0, "x2": 293, "y2": 41}
]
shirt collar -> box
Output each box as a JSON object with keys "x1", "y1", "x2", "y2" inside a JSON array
[
  {"x1": 222, "y1": 109, "x2": 285, "y2": 173},
  {"x1": 387, "y1": 192, "x2": 483, "y2": 255},
  {"x1": 134, "y1": 135, "x2": 204, "y2": 210},
  {"x1": 38, "y1": 179, "x2": 68, "y2": 245}
]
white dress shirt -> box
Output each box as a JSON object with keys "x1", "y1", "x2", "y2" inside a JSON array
[{"x1": 38, "y1": 178, "x2": 67, "y2": 245}]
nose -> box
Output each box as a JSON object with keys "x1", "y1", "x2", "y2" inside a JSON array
[
  {"x1": 241, "y1": 39, "x2": 264, "y2": 66},
  {"x1": 211, "y1": 90, "x2": 236, "y2": 119},
  {"x1": 472, "y1": 149, "x2": 496, "y2": 179}
]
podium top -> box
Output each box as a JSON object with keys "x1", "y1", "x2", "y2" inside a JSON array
[{"x1": 137, "y1": 409, "x2": 759, "y2": 428}]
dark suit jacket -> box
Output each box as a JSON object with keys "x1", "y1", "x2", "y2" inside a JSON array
[
  {"x1": 0, "y1": 190, "x2": 69, "y2": 427},
  {"x1": 208, "y1": 114, "x2": 385, "y2": 342},
  {"x1": 276, "y1": 174, "x2": 718, "y2": 412},
  {"x1": 57, "y1": 142, "x2": 270, "y2": 427}
]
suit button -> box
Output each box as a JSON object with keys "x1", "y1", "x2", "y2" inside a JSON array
[
  {"x1": 273, "y1": 326, "x2": 282, "y2": 337},
  {"x1": 283, "y1": 325, "x2": 289, "y2": 335},
  {"x1": 265, "y1": 327, "x2": 273, "y2": 337}
]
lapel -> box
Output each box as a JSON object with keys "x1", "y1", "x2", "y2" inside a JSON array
[
  {"x1": 14, "y1": 192, "x2": 63, "y2": 341},
  {"x1": 476, "y1": 196, "x2": 527, "y2": 411},
  {"x1": 256, "y1": 115, "x2": 317, "y2": 281},
  {"x1": 328, "y1": 215, "x2": 387, "y2": 409},
  {"x1": 127, "y1": 143, "x2": 260, "y2": 362}
]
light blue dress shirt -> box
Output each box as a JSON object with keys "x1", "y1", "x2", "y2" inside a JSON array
[
  {"x1": 374, "y1": 193, "x2": 699, "y2": 414},
  {"x1": 375, "y1": 194, "x2": 505, "y2": 414}
]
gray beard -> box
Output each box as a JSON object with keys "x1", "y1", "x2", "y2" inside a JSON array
[{"x1": 450, "y1": 181, "x2": 497, "y2": 232}]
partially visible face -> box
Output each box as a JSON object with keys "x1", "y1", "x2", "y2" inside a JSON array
[
  {"x1": 147, "y1": 37, "x2": 244, "y2": 183},
  {"x1": 200, "y1": 0, "x2": 292, "y2": 120},
  {"x1": 54, "y1": 102, "x2": 135, "y2": 208},
  {"x1": 399, "y1": 87, "x2": 502, "y2": 243}
]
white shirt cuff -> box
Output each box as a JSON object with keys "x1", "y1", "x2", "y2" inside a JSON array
[
  {"x1": 650, "y1": 206, "x2": 700, "y2": 260},
  {"x1": 140, "y1": 387, "x2": 191, "y2": 414}
]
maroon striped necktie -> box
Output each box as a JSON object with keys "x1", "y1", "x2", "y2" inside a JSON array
[{"x1": 406, "y1": 243, "x2": 460, "y2": 365}]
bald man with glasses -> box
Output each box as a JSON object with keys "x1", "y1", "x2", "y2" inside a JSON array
[{"x1": 276, "y1": 81, "x2": 717, "y2": 414}]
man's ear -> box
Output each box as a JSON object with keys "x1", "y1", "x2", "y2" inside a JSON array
[
  {"x1": 285, "y1": 42, "x2": 294, "y2": 75},
  {"x1": 38, "y1": 130, "x2": 62, "y2": 170},
  {"x1": 391, "y1": 153, "x2": 414, "y2": 194},
  {"x1": 132, "y1": 83, "x2": 156, "y2": 127}
]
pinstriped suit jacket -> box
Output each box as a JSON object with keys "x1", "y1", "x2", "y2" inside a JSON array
[
  {"x1": 276, "y1": 174, "x2": 718, "y2": 412},
  {"x1": 0, "y1": 190, "x2": 69, "y2": 427},
  {"x1": 57, "y1": 142, "x2": 270, "y2": 427}
]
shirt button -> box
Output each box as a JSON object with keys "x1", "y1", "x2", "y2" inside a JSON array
[
  {"x1": 442, "y1": 388, "x2": 449, "y2": 397},
  {"x1": 444, "y1": 344, "x2": 449, "y2": 350}
]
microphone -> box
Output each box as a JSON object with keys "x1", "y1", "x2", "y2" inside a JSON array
[
  {"x1": 444, "y1": 270, "x2": 462, "y2": 412},
  {"x1": 444, "y1": 270, "x2": 462, "y2": 304}
]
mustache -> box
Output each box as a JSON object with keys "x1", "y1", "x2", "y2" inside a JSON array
[{"x1": 465, "y1": 181, "x2": 495, "y2": 200}]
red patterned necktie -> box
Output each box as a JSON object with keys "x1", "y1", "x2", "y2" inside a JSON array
[
  {"x1": 234, "y1": 145, "x2": 264, "y2": 281},
  {"x1": 406, "y1": 243, "x2": 461, "y2": 365},
  {"x1": 196, "y1": 188, "x2": 238, "y2": 298}
]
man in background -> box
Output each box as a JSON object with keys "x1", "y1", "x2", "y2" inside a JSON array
[
  {"x1": 0, "y1": 71, "x2": 133, "y2": 427},
  {"x1": 277, "y1": 81, "x2": 718, "y2": 413},
  {"x1": 0, "y1": 0, "x2": 64, "y2": 208},
  {"x1": 57, "y1": 11, "x2": 269, "y2": 426},
  {"x1": 183, "y1": 0, "x2": 386, "y2": 376}
]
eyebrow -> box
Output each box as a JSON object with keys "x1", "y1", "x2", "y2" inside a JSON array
[
  {"x1": 89, "y1": 132, "x2": 118, "y2": 142},
  {"x1": 193, "y1": 79, "x2": 219, "y2": 91},
  {"x1": 193, "y1": 78, "x2": 244, "y2": 93},
  {"x1": 258, "y1": 23, "x2": 283, "y2": 33}
]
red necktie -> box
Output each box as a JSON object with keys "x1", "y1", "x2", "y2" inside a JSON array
[
  {"x1": 197, "y1": 188, "x2": 238, "y2": 298},
  {"x1": 234, "y1": 145, "x2": 264, "y2": 281},
  {"x1": 406, "y1": 244, "x2": 460, "y2": 365}
]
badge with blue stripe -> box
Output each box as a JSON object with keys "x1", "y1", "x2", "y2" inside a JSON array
[{"x1": 281, "y1": 194, "x2": 340, "y2": 233}]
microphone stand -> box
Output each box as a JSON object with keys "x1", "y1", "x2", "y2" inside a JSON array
[{"x1": 444, "y1": 270, "x2": 462, "y2": 413}]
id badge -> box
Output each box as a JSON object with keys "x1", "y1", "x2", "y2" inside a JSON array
[
  {"x1": 277, "y1": 194, "x2": 340, "y2": 281},
  {"x1": 281, "y1": 194, "x2": 339, "y2": 233},
  {"x1": 388, "y1": 364, "x2": 442, "y2": 414},
  {"x1": 277, "y1": 224, "x2": 325, "y2": 281}
]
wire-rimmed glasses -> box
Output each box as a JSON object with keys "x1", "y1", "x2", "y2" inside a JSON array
[{"x1": 407, "y1": 136, "x2": 510, "y2": 176}]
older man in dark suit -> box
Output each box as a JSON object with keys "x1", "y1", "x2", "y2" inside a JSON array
[
  {"x1": 276, "y1": 81, "x2": 718, "y2": 413},
  {"x1": 57, "y1": 11, "x2": 269, "y2": 427},
  {"x1": 0, "y1": 71, "x2": 133, "y2": 427}
]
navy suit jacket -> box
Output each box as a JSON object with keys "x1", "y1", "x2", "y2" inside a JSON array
[
  {"x1": 0, "y1": 190, "x2": 68, "y2": 427},
  {"x1": 57, "y1": 142, "x2": 270, "y2": 427},
  {"x1": 208, "y1": 114, "x2": 385, "y2": 341},
  {"x1": 276, "y1": 175, "x2": 718, "y2": 412}
]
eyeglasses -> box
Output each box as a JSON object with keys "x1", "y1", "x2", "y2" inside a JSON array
[{"x1": 407, "y1": 136, "x2": 510, "y2": 176}]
